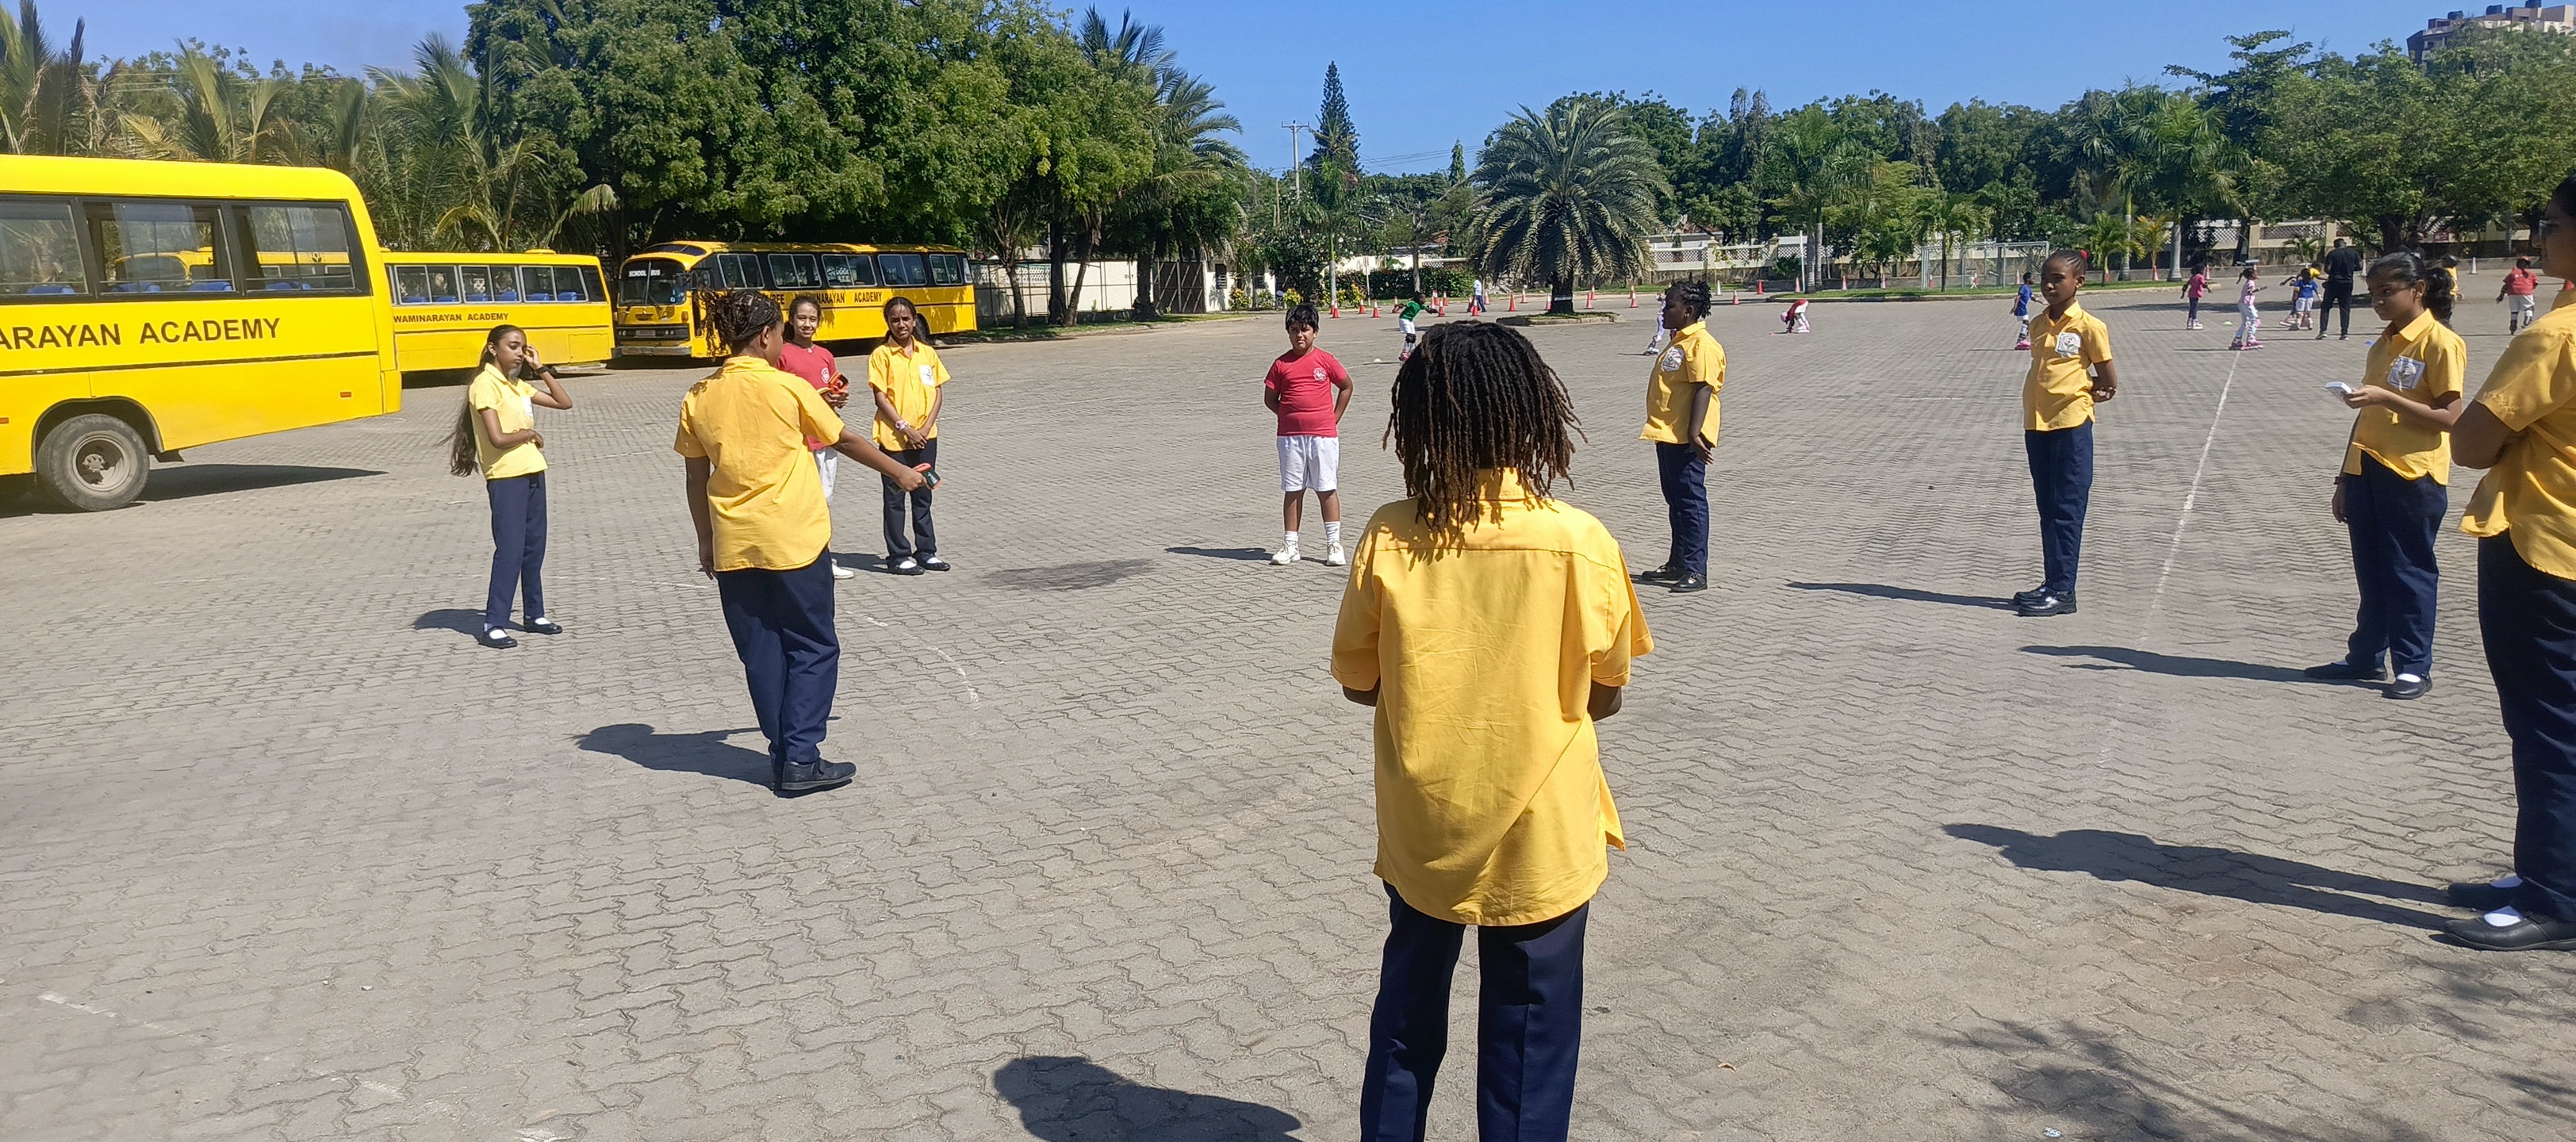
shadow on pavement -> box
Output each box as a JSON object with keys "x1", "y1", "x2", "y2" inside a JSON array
[
  {"x1": 138, "y1": 464, "x2": 385, "y2": 503},
  {"x1": 2020, "y1": 645, "x2": 2323, "y2": 684},
  {"x1": 994, "y1": 1056, "x2": 1301, "y2": 1142},
  {"x1": 1785, "y1": 581, "x2": 2012, "y2": 610},
  {"x1": 576, "y1": 722, "x2": 771, "y2": 787},
  {"x1": 413, "y1": 608, "x2": 489, "y2": 636},
  {"x1": 991, "y1": 558, "x2": 1154, "y2": 590},
  {"x1": 1944, "y1": 824, "x2": 2450, "y2": 929},
  {"x1": 1165, "y1": 546, "x2": 1274, "y2": 563}
]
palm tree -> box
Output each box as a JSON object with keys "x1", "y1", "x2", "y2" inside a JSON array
[
  {"x1": 370, "y1": 36, "x2": 614, "y2": 252},
  {"x1": 116, "y1": 44, "x2": 291, "y2": 164},
  {"x1": 1758, "y1": 106, "x2": 1868, "y2": 291},
  {"x1": 0, "y1": 0, "x2": 96, "y2": 155},
  {"x1": 1925, "y1": 191, "x2": 1989, "y2": 289},
  {"x1": 1469, "y1": 99, "x2": 1668, "y2": 314}
]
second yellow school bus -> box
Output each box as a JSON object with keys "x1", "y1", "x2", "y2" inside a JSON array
[
  {"x1": 612, "y1": 241, "x2": 976, "y2": 358},
  {"x1": 0, "y1": 155, "x2": 398, "y2": 511},
  {"x1": 382, "y1": 251, "x2": 611, "y2": 374}
]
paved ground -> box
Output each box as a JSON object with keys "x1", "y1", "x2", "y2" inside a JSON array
[{"x1": 6, "y1": 287, "x2": 2574, "y2": 1142}]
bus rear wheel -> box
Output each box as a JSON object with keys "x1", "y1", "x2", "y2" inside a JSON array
[{"x1": 34, "y1": 413, "x2": 150, "y2": 512}]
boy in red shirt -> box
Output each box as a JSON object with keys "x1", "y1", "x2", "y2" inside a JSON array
[
  {"x1": 1263, "y1": 301, "x2": 1354, "y2": 565},
  {"x1": 777, "y1": 295, "x2": 856, "y2": 579},
  {"x1": 2501, "y1": 256, "x2": 2542, "y2": 335}
]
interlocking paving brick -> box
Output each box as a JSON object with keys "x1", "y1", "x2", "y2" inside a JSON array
[{"x1": 5, "y1": 291, "x2": 2574, "y2": 1140}]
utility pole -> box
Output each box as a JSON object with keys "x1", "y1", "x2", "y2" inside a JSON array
[{"x1": 1281, "y1": 121, "x2": 1309, "y2": 204}]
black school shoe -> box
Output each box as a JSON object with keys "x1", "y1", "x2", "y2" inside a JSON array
[
  {"x1": 2386, "y1": 673, "x2": 2431, "y2": 700},
  {"x1": 2017, "y1": 590, "x2": 2076, "y2": 617},
  {"x1": 2445, "y1": 909, "x2": 2576, "y2": 951},
  {"x1": 1636, "y1": 565, "x2": 1685, "y2": 583},
  {"x1": 2011, "y1": 584, "x2": 2049, "y2": 607},
  {"x1": 2303, "y1": 658, "x2": 2387, "y2": 682},
  {"x1": 478, "y1": 627, "x2": 518, "y2": 649},
  {"x1": 2448, "y1": 878, "x2": 2521, "y2": 911},
  {"x1": 524, "y1": 617, "x2": 564, "y2": 635},
  {"x1": 776, "y1": 759, "x2": 857, "y2": 793},
  {"x1": 1669, "y1": 574, "x2": 1709, "y2": 593}
]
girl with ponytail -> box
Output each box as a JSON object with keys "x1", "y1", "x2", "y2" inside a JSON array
[
  {"x1": 2308, "y1": 249, "x2": 2465, "y2": 699},
  {"x1": 447, "y1": 324, "x2": 573, "y2": 649}
]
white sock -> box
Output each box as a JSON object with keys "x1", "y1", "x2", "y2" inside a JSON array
[
  {"x1": 1282, "y1": 531, "x2": 1299, "y2": 550},
  {"x1": 1325, "y1": 522, "x2": 1343, "y2": 546}
]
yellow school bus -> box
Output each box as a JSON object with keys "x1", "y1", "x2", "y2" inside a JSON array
[
  {"x1": 0, "y1": 155, "x2": 397, "y2": 511},
  {"x1": 612, "y1": 241, "x2": 976, "y2": 358},
  {"x1": 383, "y1": 251, "x2": 611, "y2": 374}
]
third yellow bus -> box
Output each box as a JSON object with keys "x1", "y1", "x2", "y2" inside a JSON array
[
  {"x1": 383, "y1": 251, "x2": 610, "y2": 374},
  {"x1": 612, "y1": 241, "x2": 976, "y2": 358}
]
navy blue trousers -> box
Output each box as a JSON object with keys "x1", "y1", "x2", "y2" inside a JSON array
[
  {"x1": 882, "y1": 439, "x2": 939, "y2": 559},
  {"x1": 1359, "y1": 883, "x2": 1589, "y2": 1142},
  {"x1": 2478, "y1": 535, "x2": 2576, "y2": 922},
  {"x1": 2341, "y1": 456, "x2": 2446, "y2": 676},
  {"x1": 483, "y1": 472, "x2": 546, "y2": 630},
  {"x1": 1654, "y1": 441, "x2": 1708, "y2": 577},
  {"x1": 2024, "y1": 423, "x2": 2093, "y2": 594},
  {"x1": 714, "y1": 552, "x2": 840, "y2": 770}
]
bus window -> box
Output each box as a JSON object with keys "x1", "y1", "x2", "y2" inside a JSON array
[
  {"x1": 619, "y1": 259, "x2": 686, "y2": 305},
  {"x1": 929, "y1": 253, "x2": 966, "y2": 286},
  {"x1": 393, "y1": 265, "x2": 431, "y2": 305},
  {"x1": 821, "y1": 253, "x2": 876, "y2": 288},
  {"x1": 91, "y1": 201, "x2": 231, "y2": 293},
  {"x1": 460, "y1": 265, "x2": 492, "y2": 301},
  {"x1": 714, "y1": 252, "x2": 763, "y2": 289},
  {"x1": 0, "y1": 199, "x2": 86, "y2": 297},
  {"x1": 767, "y1": 253, "x2": 820, "y2": 289},
  {"x1": 877, "y1": 253, "x2": 928, "y2": 287},
  {"x1": 550, "y1": 266, "x2": 590, "y2": 301},
  {"x1": 493, "y1": 267, "x2": 519, "y2": 302},
  {"x1": 579, "y1": 263, "x2": 606, "y2": 304},
  {"x1": 426, "y1": 265, "x2": 459, "y2": 304},
  {"x1": 242, "y1": 203, "x2": 355, "y2": 291}
]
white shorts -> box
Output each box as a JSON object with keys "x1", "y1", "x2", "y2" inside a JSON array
[
  {"x1": 2512, "y1": 294, "x2": 2539, "y2": 318},
  {"x1": 2294, "y1": 297, "x2": 2313, "y2": 312},
  {"x1": 1277, "y1": 435, "x2": 1340, "y2": 493}
]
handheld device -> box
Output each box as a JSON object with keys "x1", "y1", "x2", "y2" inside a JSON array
[
  {"x1": 2326, "y1": 381, "x2": 2359, "y2": 399},
  {"x1": 915, "y1": 463, "x2": 939, "y2": 489}
]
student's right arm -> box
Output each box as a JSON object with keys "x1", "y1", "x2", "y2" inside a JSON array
[
  {"x1": 833, "y1": 427, "x2": 927, "y2": 490},
  {"x1": 477, "y1": 407, "x2": 541, "y2": 450}
]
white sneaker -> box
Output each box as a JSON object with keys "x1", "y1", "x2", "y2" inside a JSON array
[
  {"x1": 830, "y1": 561, "x2": 857, "y2": 581},
  {"x1": 1271, "y1": 542, "x2": 1300, "y2": 565},
  {"x1": 1324, "y1": 542, "x2": 1347, "y2": 566}
]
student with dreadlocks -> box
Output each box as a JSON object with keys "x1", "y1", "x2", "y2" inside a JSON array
[
  {"x1": 674, "y1": 289, "x2": 931, "y2": 795},
  {"x1": 2014, "y1": 250, "x2": 2119, "y2": 617},
  {"x1": 1637, "y1": 280, "x2": 1722, "y2": 593},
  {"x1": 1332, "y1": 321, "x2": 1651, "y2": 1142}
]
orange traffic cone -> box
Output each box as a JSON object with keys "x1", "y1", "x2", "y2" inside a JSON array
[
  {"x1": 1331, "y1": 301, "x2": 1340, "y2": 319},
  {"x1": 1628, "y1": 285, "x2": 1637, "y2": 308},
  {"x1": 1508, "y1": 291, "x2": 1517, "y2": 312},
  {"x1": 1755, "y1": 278, "x2": 1764, "y2": 296}
]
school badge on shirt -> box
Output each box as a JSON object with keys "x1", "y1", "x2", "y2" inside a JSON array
[
  {"x1": 918, "y1": 363, "x2": 937, "y2": 387},
  {"x1": 2386, "y1": 357, "x2": 2425, "y2": 391},
  {"x1": 1658, "y1": 346, "x2": 1685, "y2": 372},
  {"x1": 2053, "y1": 331, "x2": 2083, "y2": 358}
]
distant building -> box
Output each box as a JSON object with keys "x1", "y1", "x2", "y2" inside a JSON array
[{"x1": 2409, "y1": 5, "x2": 2576, "y2": 61}]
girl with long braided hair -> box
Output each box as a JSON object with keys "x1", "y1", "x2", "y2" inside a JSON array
[{"x1": 1332, "y1": 320, "x2": 1651, "y2": 1138}]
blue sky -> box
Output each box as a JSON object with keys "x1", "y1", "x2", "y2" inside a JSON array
[{"x1": 90, "y1": 1, "x2": 2446, "y2": 174}]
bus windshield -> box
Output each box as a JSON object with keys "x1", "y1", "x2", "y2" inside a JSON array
[{"x1": 619, "y1": 258, "x2": 687, "y2": 305}]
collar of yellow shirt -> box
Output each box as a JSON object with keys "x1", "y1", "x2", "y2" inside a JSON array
[{"x1": 2382, "y1": 308, "x2": 2440, "y2": 349}]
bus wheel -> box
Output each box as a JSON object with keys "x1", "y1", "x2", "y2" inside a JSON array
[{"x1": 33, "y1": 413, "x2": 151, "y2": 512}]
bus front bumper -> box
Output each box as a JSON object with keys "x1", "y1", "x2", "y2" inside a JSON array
[{"x1": 615, "y1": 345, "x2": 696, "y2": 357}]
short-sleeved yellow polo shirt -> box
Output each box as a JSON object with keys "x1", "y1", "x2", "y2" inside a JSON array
[
  {"x1": 2344, "y1": 309, "x2": 2466, "y2": 484},
  {"x1": 1639, "y1": 320, "x2": 1723, "y2": 445},
  {"x1": 468, "y1": 365, "x2": 546, "y2": 480},
  {"x1": 2463, "y1": 305, "x2": 2576, "y2": 578},
  {"x1": 868, "y1": 340, "x2": 950, "y2": 451},
  {"x1": 1330, "y1": 469, "x2": 1653, "y2": 927},
  {"x1": 2022, "y1": 301, "x2": 2113, "y2": 431},
  {"x1": 673, "y1": 356, "x2": 849, "y2": 573}
]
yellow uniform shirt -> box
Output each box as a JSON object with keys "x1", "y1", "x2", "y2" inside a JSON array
[
  {"x1": 2022, "y1": 302, "x2": 2113, "y2": 431},
  {"x1": 2343, "y1": 310, "x2": 2466, "y2": 484},
  {"x1": 673, "y1": 356, "x2": 849, "y2": 573},
  {"x1": 868, "y1": 340, "x2": 951, "y2": 451},
  {"x1": 468, "y1": 365, "x2": 546, "y2": 480},
  {"x1": 2463, "y1": 305, "x2": 2576, "y2": 578},
  {"x1": 1639, "y1": 320, "x2": 1723, "y2": 445},
  {"x1": 1330, "y1": 469, "x2": 1654, "y2": 926}
]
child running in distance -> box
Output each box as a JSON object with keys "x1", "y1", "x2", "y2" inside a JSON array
[
  {"x1": 2013, "y1": 272, "x2": 2036, "y2": 348},
  {"x1": 868, "y1": 297, "x2": 950, "y2": 575},
  {"x1": 447, "y1": 324, "x2": 573, "y2": 649},
  {"x1": 2013, "y1": 251, "x2": 2118, "y2": 618},
  {"x1": 1396, "y1": 295, "x2": 1431, "y2": 362},
  {"x1": 2183, "y1": 263, "x2": 2208, "y2": 330},
  {"x1": 2501, "y1": 256, "x2": 2540, "y2": 334},
  {"x1": 779, "y1": 295, "x2": 857, "y2": 580},
  {"x1": 1264, "y1": 301, "x2": 1354, "y2": 566},
  {"x1": 2230, "y1": 266, "x2": 2265, "y2": 350},
  {"x1": 2306, "y1": 251, "x2": 2463, "y2": 701},
  {"x1": 2283, "y1": 263, "x2": 2320, "y2": 331},
  {"x1": 1332, "y1": 320, "x2": 1650, "y2": 1142}
]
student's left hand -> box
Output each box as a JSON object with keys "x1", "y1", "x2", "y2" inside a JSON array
[
  {"x1": 823, "y1": 388, "x2": 849, "y2": 409},
  {"x1": 2091, "y1": 380, "x2": 2118, "y2": 402},
  {"x1": 1692, "y1": 434, "x2": 1714, "y2": 463},
  {"x1": 2342, "y1": 387, "x2": 2390, "y2": 410},
  {"x1": 697, "y1": 540, "x2": 717, "y2": 580}
]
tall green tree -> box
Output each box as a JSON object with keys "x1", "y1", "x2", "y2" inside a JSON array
[
  {"x1": 1468, "y1": 98, "x2": 1668, "y2": 313},
  {"x1": 1311, "y1": 61, "x2": 1356, "y2": 171}
]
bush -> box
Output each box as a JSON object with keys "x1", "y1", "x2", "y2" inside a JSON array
[{"x1": 1366, "y1": 266, "x2": 1474, "y2": 300}]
